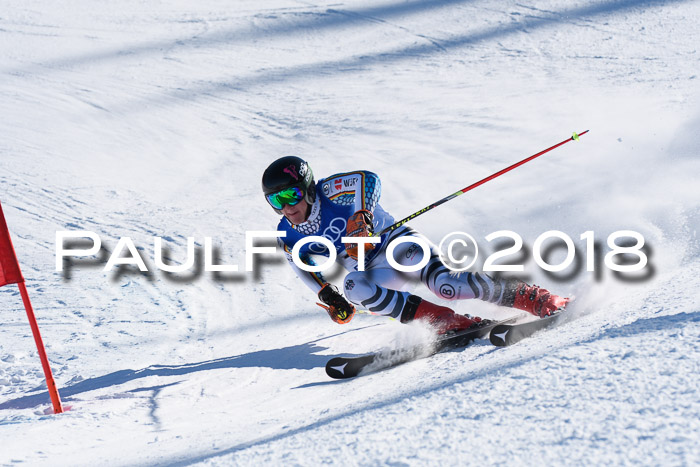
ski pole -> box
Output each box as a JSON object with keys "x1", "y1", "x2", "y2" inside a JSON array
[
  {"x1": 356, "y1": 309, "x2": 397, "y2": 320},
  {"x1": 317, "y1": 304, "x2": 397, "y2": 321},
  {"x1": 378, "y1": 130, "x2": 589, "y2": 236}
]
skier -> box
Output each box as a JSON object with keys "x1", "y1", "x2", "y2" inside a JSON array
[{"x1": 262, "y1": 156, "x2": 569, "y2": 334}]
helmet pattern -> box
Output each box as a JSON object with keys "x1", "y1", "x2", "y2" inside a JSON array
[{"x1": 262, "y1": 156, "x2": 317, "y2": 214}]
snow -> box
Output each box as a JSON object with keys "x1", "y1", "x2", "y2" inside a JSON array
[{"x1": 1, "y1": 0, "x2": 699, "y2": 465}]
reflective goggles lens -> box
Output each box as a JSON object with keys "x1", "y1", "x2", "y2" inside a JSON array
[{"x1": 266, "y1": 186, "x2": 304, "y2": 210}]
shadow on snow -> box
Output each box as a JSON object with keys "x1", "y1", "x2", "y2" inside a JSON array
[
  {"x1": 158, "y1": 309, "x2": 700, "y2": 466},
  {"x1": 2, "y1": 0, "x2": 692, "y2": 112},
  {"x1": 0, "y1": 326, "x2": 376, "y2": 411}
]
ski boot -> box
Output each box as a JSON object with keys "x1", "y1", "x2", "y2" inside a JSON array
[
  {"x1": 400, "y1": 295, "x2": 488, "y2": 334},
  {"x1": 511, "y1": 283, "x2": 569, "y2": 318}
]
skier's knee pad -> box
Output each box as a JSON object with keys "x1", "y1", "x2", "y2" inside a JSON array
[
  {"x1": 430, "y1": 273, "x2": 464, "y2": 301},
  {"x1": 342, "y1": 272, "x2": 373, "y2": 305}
]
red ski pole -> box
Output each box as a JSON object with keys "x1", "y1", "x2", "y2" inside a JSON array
[{"x1": 379, "y1": 131, "x2": 589, "y2": 235}]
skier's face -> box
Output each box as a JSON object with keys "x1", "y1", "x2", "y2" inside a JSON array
[{"x1": 282, "y1": 199, "x2": 309, "y2": 225}]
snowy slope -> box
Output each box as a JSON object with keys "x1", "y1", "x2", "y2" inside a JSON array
[{"x1": 1, "y1": 0, "x2": 699, "y2": 465}]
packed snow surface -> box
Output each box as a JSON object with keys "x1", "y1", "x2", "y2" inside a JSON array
[{"x1": 1, "y1": 0, "x2": 699, "y2": 465}]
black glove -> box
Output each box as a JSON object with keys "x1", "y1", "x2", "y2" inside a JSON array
[{"x1": 317, "y1": 283, "x2": 356, "y2": 324}]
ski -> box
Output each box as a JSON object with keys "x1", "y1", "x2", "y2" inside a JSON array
[
  {"x1": 489, "y1": 310, "x2": 565, "y2": 347},
  {"x1": 325, "y1": 317, "x2": 516, "y2": 379}
]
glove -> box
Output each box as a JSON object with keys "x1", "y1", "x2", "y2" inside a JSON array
[
  {"x1": 317, "y1": 283, "x2": 356, "y2": 324},
  {"x1": 344, "y1": 209, "x2": 375, "y2": 261}
]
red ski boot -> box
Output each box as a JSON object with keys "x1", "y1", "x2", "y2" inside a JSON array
[
  {"x1": 400, "y1": 295, "x2": 483, "y2": 334},
  {"x1": 512, "y1": 283, "x2": 569, "y2": 318}
]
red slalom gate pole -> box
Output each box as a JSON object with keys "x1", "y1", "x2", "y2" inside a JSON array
[
  {"x1": 379, "y1": 130, "x2": 589, "y2": 236},
  {"x1": 0, "y1": 201, "x2": 64, "y2": 414},
  {"x1": 17, "y1": 282, "x2": 64, "y2": 414}
]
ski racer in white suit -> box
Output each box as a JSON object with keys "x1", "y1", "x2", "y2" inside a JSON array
[{"x1": 262, "y1": 156, "x2": 569, "y2": 333}]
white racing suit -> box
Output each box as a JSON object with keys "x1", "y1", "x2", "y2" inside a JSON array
[{"x1": 276, "y1": 171, "x2": 518, "y2": 321}]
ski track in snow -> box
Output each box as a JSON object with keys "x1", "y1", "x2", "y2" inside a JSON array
[{"x1": 1, "y1": 0, "x2": 699, "y2": 465}]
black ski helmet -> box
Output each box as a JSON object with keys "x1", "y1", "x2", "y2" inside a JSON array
[{"x1": 262, "y1": 156, "x2": 316, "y2": 214}]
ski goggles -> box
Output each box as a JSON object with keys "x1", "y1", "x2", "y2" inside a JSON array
[{"x1": 266, "y1": 186, "x2": 304, "y2": 210}]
